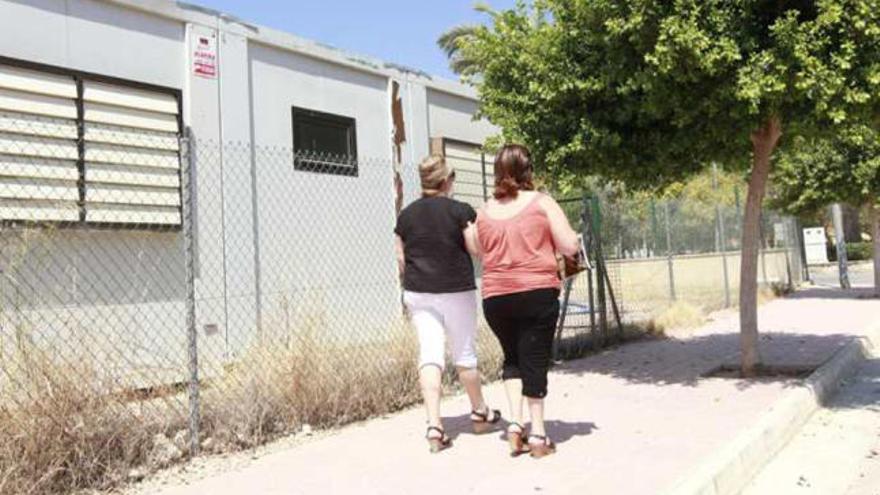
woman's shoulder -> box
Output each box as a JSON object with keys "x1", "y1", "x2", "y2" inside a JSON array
[{"x1": 535, "y1": 191, "x2": 557, "y2": 209}]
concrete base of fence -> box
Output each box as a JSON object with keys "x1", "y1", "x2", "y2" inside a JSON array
[{"x1": 665, "y1": 322, "x2": 880, "y2": 495}]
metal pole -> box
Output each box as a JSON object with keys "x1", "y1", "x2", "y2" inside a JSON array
[
  {"x1": 591, "y1": 196, "x2": 608, "y2": 345},
  {"x1": 553, "y1": 278, "x2": 574, "y2": 362},
  {"x1": 181, "y1": 128, "x2": 200, "y2": 456},
  {"x1": 759, "y1": 214, "x2": 769, "y2": 285},
  {"x1": 831, "y1": 203, "x2": 851, "y2": 289},
  {"x1": 583, "y1": 196, "x2": 598, "y2": 349},
  {"x1": 713, "y1": 164, "x2": 731, "y2": 307},
  {"x1": 783, "y1": 219, "x2": 794, "y2": 289},
  {"x1": 651, "y1": 200, "x2": 659, "y2": 256},
  {"x1": 796, "y1": 218, "x2": 810, "y2": 283},
  {"x1": 664, "y1": 201, "x2": 676, "y2": 301},
  {"x1": 480, "y1": 152, "x2": 489, "y2": 202}
]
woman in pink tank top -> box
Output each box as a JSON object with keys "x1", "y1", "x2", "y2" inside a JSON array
[{"x1": 472, "y1": 144, "x2": 580, "y2": 458}]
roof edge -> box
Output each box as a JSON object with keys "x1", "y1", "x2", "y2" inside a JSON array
[{"x1": 100, "y1": 0, "x2": 478, "y2": 100}]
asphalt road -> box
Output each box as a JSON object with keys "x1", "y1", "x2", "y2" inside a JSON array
[{"x1": 809, "y1": 262, "x2": 874, "y2": 288}]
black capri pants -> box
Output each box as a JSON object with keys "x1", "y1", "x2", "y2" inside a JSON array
[{"x1": 483, "y1": 288, "x2": 560, "y2": 398}]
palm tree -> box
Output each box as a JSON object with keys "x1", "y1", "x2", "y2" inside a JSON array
[{"x1": 437, "y1": 24, "x2": 479, "y2": 75}]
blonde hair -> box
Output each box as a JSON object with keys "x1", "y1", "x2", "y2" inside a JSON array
[{"x1": 419, "y1": 155, "x2": 453, "y2": 197}]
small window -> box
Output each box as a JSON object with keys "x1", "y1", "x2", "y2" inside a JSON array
[{"x1": 292, "y1": 107, "x2": 357, "y2": 176}]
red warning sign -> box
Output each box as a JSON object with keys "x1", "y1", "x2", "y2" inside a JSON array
[{"x1": 193, "y1": 35, "x2": 217, "y2": 79}]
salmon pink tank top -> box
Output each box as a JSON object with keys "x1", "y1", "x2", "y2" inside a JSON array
[{"x1": 477, "y1": 193, "x2": 560, "y2": 299}]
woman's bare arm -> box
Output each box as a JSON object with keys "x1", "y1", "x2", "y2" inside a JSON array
[
  {"x1": 539, "y1": 195, "x2": 579, "y2": 256},
  {"x1": 463, "y1": 221, "x2": 481, "y2": 258},
  {"x1": 394, "y1": 234, "x2": 405, "y2": 277}
]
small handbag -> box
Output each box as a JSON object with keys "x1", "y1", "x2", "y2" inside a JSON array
[{"x1": 558, "y1": 235, "x2": 592, "y2": 280}]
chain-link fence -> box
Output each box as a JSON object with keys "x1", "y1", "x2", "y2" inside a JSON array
[
  {"x1": 0, "y1": 124, "x2": 467, "y2": 493},
  {"x1": 552, "y1": 185, "x2": 807, "y2": 356},
  {"x1": 0, "y1": 119, "x2": 807, "y2": 493}
]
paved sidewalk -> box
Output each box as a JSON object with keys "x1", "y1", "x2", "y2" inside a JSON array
[
  {"x1": 142, "y1": 288, "x2": 880, "y2": 495},
  {"x1": 743, "y1": 356, "x2": 880, "y2": 495}
]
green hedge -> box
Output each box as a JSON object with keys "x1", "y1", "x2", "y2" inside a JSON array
[
  {"x1": 828, "y1": 241, "x2": 874, "y2": 261},
  {"x1": 847, "y1": 242, "x2": 874, "y2": 261}
]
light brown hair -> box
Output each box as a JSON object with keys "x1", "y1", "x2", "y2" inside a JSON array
[
  {"x1": 419, "y1": 155, "x2": 453, "y2": 197},
  {"x1": 493, "y1": 144, "x2": 535, "y2": 200}
]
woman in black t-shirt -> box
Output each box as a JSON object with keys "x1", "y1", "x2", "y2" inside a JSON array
[{"x1": 394, "y1": 155, "x2": 501, "y2": 453}]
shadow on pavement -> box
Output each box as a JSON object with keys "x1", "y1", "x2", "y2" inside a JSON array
[
  {"x1": 825, "y1": 358, "x2": 880, "y2": 412},
  {"x1": 788, "y1": 287, "x2": 877, "y2": 300},
  {"x1": 554, "y1": 332, "x2": 854, "y2": 390},
  {"x1": 440, "y1": 414, "x2": 599, "y2": 445},
  {"x1": 542, "y1": 419, "x2": 599, "y2": 444}
]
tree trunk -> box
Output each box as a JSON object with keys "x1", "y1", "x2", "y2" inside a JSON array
[
  {"x1": 872, "y1": 204, "x2": 880, "y2": 297},
  {"x1": 740, "y1": 116, "x2": 782, "y2": 377}
]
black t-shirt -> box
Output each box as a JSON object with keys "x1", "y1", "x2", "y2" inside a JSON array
[{"x1": 394, "y1": 196, "x2": 477, "y2": 293}]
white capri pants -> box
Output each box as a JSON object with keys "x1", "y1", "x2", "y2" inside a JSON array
[{"x1": 403, "y1": 290, "x2": 478, "y2": 370}]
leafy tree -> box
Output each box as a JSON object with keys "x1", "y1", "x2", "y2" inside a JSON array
[
  {"x1": 770, "y1": 124, "x2": 880, "y2": 293},
  {"x1": 449, "y1": 0, "x2": 880, "y2": 374}
]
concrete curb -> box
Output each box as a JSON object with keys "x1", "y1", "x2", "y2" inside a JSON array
[{"x1": 666, "y1": 323, "x2": 880, "y2": 495}]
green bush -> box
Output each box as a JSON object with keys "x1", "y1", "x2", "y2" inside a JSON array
[
  {"x1": 829, "y1": 241, "x2": 874, "y2": 262},
  {"x1": 846, "y1": 242, "x2": 873, "y2": 261}
]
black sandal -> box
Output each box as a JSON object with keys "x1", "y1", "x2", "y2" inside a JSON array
[
  {"x1": 528, "y1": 434, "x2": 556, "y2": 458},
  {"x1": 470, "y1": 407, "x2": 502, "y2": 434},
  {"x1": 506, "y1": 422, "x2": 530, "y2": 457},
  {"x1": 425, "y1": 426, "x2": 452, "y2": 453}
]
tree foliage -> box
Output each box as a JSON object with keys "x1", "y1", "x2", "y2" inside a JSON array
[
  {"x1": 456, "y1": 0, "x2": 880, "y2": 188},
  {"x1": 437, "y1": 24, "x2": 480, "y2": 75},
  {"x1": 770, "y1": 124, "x2": 880, "y2": 215},
  {"x1": 449, "y1": 0, "x2": 880, "y2": 373}
]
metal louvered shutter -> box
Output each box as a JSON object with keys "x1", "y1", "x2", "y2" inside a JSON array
[
  {"x1": 82, "y1": 81, "x2": 181, "y2": 225},
  {"x1": 0, "y1": 65, "x2": 80, "y2": 221},
  {"x1": 445, "y1": 140, "x2": 491, "y2": 208}
]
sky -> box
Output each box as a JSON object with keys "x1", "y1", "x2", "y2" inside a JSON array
[{"x1": 189, "y1": 1, "x2": 517, "y2": 81}]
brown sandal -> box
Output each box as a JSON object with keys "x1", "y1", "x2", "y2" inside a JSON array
[
  {"x1": 507, "y1": 422, "x2": 530, "y2": 457},
  {"x1": 470, "y1": 407, "x2": 502, "y2": 434},
  {"x1": 528, "y1": 434, "x2": 556, "y2": 458},
  {"x1": 426, "y1": 426, "x2": 452, "y2": 453}
]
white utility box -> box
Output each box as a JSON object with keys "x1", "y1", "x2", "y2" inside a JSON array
[{"x1": 803, "y1": 227, "x2": 829, "y2": 264}]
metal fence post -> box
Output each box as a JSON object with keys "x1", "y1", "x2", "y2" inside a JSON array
[
  {"x1": 591, "y1": 196, "x2": 608, "y2": 344},
  {"x1": 796, "y1": 217, "x2": 811, "y2": 283},
  {"x1": 713, "y1": 164, "x2": 731, "y2": 307},
  {"x1": 181, "y1": 127, "x2": 200, "y2": 456},
  {"x1": 831, "y1": 203, "x2": 851, "y2": 289},
  {"x1": 664, "y1": 201, "x2": 676, "y2": 301},
  {"x1": 782, "y1": 218, "x2": 794, "y2": 288},
  {"x1": 583, "y1": 197, "x2": 599, "y2": 350},
  {"x1": 480, "y1": 152, "x2": 489, "y2": 202},
  {"x1": 759, "y1": 214, "x2": 769, "y2": 285}
]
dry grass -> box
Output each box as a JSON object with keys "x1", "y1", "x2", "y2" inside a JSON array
[
  {"x1": 199, "y1": 320, "x2": 421, "y2": 450},
  {"x1": 646, "y1": 301, "x2": 706, "y2": 337},
  {"x1": 200, "y1": 314, "x2": 504, "y2": 452},
  {"x1": 0, "y1": 342, "x2": 181, "y2": 495},
  {"x1": 0, "y1": 295, "x2": 506, "y2": 495}
]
